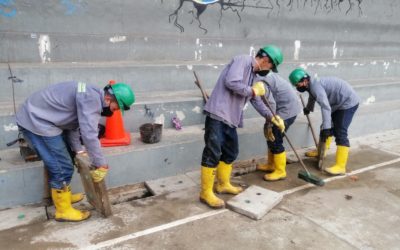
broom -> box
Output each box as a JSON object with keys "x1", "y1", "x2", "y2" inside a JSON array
[{"x1": 261, "y1": 95, "x2": 324, "y2": 186}]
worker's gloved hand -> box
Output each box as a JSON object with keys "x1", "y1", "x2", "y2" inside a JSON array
[
  {"x1": 252, "y1": 81, "x2": 266, "y2": 97},
  {"x1": 271, "y1": 115, "x2": 285, "y2": 133},
  {"x1": 263, "y1": 123, "x2": 275, "y2": 142},
  {"x1": 320, "y1": 129, "x2": 332, "y2": 142},
  {"x1": 90, "y1": 166, "x2": 109, "y2": 183},
  {"x1": 303, "y1": 108, "x2": 310, "y2": 115}
]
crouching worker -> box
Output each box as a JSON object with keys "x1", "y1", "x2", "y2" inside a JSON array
[
  {"x1": 200, "y1": 45, "x2": 283, "y2": 208},
  {"x1": 254, "y1": 72, "x2": 301, "y2": 181},
  {"x1": 16, "y1": 81, "x2": 135, "y2": 222},
  {"x1": 289, "y1": 68, "x2": 360, "y2": 175}
]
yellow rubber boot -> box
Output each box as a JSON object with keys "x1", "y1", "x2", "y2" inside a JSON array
[
  {"x1": 71, "y1": 193, "x2": 84, "y2": 204},
  {"x1": 257, "y1": 150, "x2": 275, "y2": 172},
  {"x1": 264, "y1": 152, "x2": 286, "y2": 181},
  {"x1": 199, "y1": 167, "x2": 225, "y2": 209},
  {"x1": 67, "y1": 185, "x2": 84, "y2": 204},
  {"x1": 325, "y1": 145, "x2": 349, "y2": 175},
  {"x1": 51, "y1": 188, "x2": 91, "y2": 222},
  {"x1": 305, "y1": 136, "x2": 332, "y2": 157},
  {"x1": 215, "y1": 161, "x2": 243, "y2": 195}
]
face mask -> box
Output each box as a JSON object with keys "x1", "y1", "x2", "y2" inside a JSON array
[
  {"x1": 296, "y1": 86, "x2": 308, "y2": 93},
  {"x1": 256, "y1": 70, "x2": 269, "y2": 77},
  {"x1": 101, "y1": 107, "x2": 114, "y2": 117}
]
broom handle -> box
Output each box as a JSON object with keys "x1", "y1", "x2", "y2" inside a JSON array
[
  {"x1": 261, "y1": 95, "x2": 311, "y2": 175},
  {"x1": 299, "y1": 94, "x2": 318, "y2": 148},
  {"x1": 193, "y1": 71, "x2": 209, "y2": 103}
]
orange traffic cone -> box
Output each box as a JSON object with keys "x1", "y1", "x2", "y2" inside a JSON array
[{"x1": 100, "y1": 80, "x2": 131, "y2": 147}]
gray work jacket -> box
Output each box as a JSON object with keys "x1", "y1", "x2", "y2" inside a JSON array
[
  {"x1": 204, "y1": 55, "x2": 269, "y2": 127},
  {"x1": 16, "y1": 81, "x2": 107, "y2": 167},
  {"x1": 254, "y1": 73, "x2": 301, "y2": 121},
  {"x1": 306, "y1": 77, "x2": 360, "y2": 129}
]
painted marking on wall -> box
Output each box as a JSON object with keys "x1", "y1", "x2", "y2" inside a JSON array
[
  {"x1": 383, "y1": 61, "x2": 390, "y2": 71},
  {"x1": 294, "y1": 40, "x2": 301, "y2": 61},
  {"x1": 38, "y1": 35, "x2": 51, "y2": 63},
  {"x1": 249, "y1": 46, "x2": 256, "y2": 56},
  {"x1": 0, "y1": 0, "x2": 16, "y2": 17},
  {"x1": 175, "y1": 111, "x2": 186, "y2": 121},
  {"x1": 332, "y1": 41, "x2": 337, "y2": 59},
  {"x1": 192, "y1": 106, "x2": 201, "y2": 113},
  {"x1": 109, "y1": 36, "x2": 127, "y2": 43},
  {"x1": 195, "y1": 38, "x2": 202, "y2": 61},
  {"x1": 363, "y1": 95, "x2": 376, "y2": 105},
  {"x1": 187, "y1": 65, "x2": 193, "y2": 71},
  {"x1": 4, "y1": 123, "x2": 18, "y2": 131},
  {"x1": 30, "y1": 33, "x2": 37, "y2": 39},
  {"x1": 327, "y1": 62, "x2": 339, "y2": 68},
  {"x1": 154, "y1": 114, "x2": 165, "y2": 125},
  {"x1": 61, "y1": 0, "x2": 77, "y2": 15}
]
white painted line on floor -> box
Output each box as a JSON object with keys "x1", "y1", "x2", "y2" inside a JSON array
[
  {"x1": 85, "y1": 157, "x2": 400, "y2": 250},
  {"x1": 84, "y1": 209, "x2": 228, "y2": 250},
  {"x1": 280, "y1": 157, "x2": 400, "y2": 196}
]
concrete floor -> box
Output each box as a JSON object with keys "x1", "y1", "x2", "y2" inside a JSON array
[{"x1": 0, "y1": 130, "x2": 400, "y2": 250}]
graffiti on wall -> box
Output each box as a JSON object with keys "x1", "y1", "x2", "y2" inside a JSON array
[
  {"x1": 165, "y1": 0, "x2": 364, "y2": 33},
  {"x1": 0, "y1": 0, "x2": 16, "y2": 18}
]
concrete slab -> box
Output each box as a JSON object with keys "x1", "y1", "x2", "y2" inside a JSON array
[
  {"x1": 185, "y1": 170, "x2": 201, "y2": 185},
  {"x1": 145, "y1": 174, "x2": 197, "y2": 196},
  {"x1": 227, "y1": 185, "x2": 283, "y2": 220}
]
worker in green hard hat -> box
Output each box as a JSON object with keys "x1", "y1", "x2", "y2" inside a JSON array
[
  {"x1": 289, "y1": 68, "x2": 360, "y2": 175},
  {"x1": 16, "y1": 81, "x2": 135, "y2": 222},
  {"x1": 199, "y1": 45, "x2": 285, "y2": 209}
]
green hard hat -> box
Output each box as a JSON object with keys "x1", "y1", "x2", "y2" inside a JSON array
[
  {"x1": 289, "y1": 68, "x2": 309, "y2": 86},
  {"x1": 261, "y1": 45, "x2": 283, "y2": 72},
  {"x1": 111, "y1": 83, "x2": 135, "y2": 112}
]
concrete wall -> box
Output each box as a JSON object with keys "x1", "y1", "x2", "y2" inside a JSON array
[{"x1": 1, "y1": 0, "x2": 400, "y2": 208}]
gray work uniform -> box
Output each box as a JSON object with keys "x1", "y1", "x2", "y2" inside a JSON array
[
  {"x1": 204, "y1": 55, "x2": 271, "y2": 128},
  {"x1": 201, "y1": 55, "x2": 269, "y2": 167},
  {"x1": 254, "y1": 72, "x2": 301, "y2": 120},
  {"x1": 254, "y1": 73, "x2": 301, "y2": 153},
  {"x1": 16, "y1": 81, "x2": 107, "y2": 167},
  {"x1": 306, "y1": 77, "x2": 360, "y2": 129}
]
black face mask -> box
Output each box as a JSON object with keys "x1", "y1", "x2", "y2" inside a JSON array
[
  {"x1": 256, "y1": 70, "x2": 269, "y2": 77},
  {"x1": 101, "y1": 107, "x2": 114, "y2": 117},
  {"x1": 296, "y1": 86, "x2": 308, "y2": 93}
]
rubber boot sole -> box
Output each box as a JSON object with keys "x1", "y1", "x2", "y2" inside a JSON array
[
  {"x1": 199, "y1": 197, "x2": 225, "y2": 209},
  {"x1": 263, "y1": 176, "x2": 286, "y2": 182},
  {"x1": 55, "y1": 212, "x2": 91, "y2": 222}
]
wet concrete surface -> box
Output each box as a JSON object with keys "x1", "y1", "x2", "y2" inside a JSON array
[{"x1": 0, "y1": 133, "x2": 400, "y2": 249}]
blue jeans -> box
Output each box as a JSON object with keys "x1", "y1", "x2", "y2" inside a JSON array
[
  {"x1": 201, "y1": 116, "x2": 239, "y2": 168},
  {"x1": 19, "y1": 127, "x2": 75, "y2": 189},
  {"x1": 331, "y1": 104, "x2": 359, "y2": 147},
  {"x1": 266, "y1": 116, "x2": 297, "y2": 154}
]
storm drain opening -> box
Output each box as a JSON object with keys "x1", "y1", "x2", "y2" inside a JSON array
[{"x1": 107, "y1": 183, "x2": 153, "y2": 205}]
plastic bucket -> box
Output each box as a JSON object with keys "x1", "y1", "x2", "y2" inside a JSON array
[{"x1": 139, "y1": 123, "x2": 163, "y2": 144}]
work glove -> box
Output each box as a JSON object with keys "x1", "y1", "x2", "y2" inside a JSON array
[
  {"x1": 303, "y1": 108, "x2": 310, "y2": 116},
  {"x1": 252, "y1": 81, "x2": 266, "y2": 97},
  {"x1": 263, "y1": 123, "x2": 275, "y2": 142},
  {"x1": 271, "y1": 115, "x2": 285, "y2": 133},
  {"x1": 320, "y1": 129, "x2": 332, "y2": 142},
  {"x1": 90, "y1": 166, "x2": 108, "y2": 183}
]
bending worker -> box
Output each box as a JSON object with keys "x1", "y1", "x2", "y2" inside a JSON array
[
  {"x1": 16, "y1": 81, "x2": 135, "y2": 222},
  {"x1": 289, "y1": 68, "x2": 360, "y2": 175},
  {"x1": 200, "y1": 45, "x2": 285, "y2": 209},
  {"x1": 254, "y1": 72, "x2": 301, "y2": 181}
]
